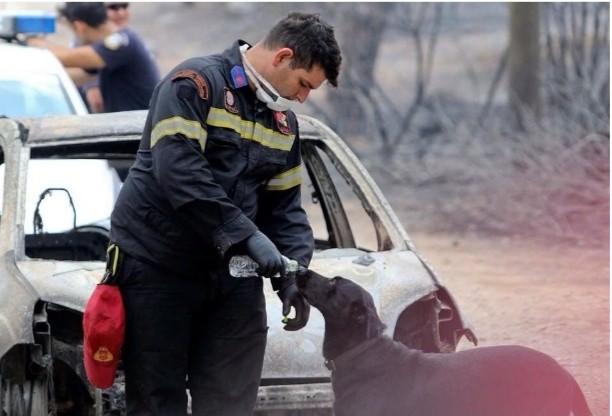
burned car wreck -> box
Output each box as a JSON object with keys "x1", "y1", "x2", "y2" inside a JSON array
[{"x1": 0, "y1": 111, "x2": 476, "y2": 415}]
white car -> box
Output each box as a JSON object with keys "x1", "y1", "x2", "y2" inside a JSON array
[
  {"x1": 0, "y1": 10, "x2": 88, "y2": 117},
  {"x1": 0, "y1": 41, "x2": 88, "y2": 117},
  {"x1": 0, "y1": 12, "x2": 120, "y2": 237}
]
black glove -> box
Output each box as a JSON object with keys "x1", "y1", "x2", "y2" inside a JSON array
[
  {"x1": 244, "y1": 231, "x2": 284, "y2": 277},
  {"x1": 275, "y1": 276, "x2": 310, "y2": 331}
]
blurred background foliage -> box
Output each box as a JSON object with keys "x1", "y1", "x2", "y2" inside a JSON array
[{"x1": 9, "y1": 2, "x2": 610, "y2": 244}]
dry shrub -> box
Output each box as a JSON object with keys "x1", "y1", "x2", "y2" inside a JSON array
[{"x1": 371, "y1": 110, "x2": 609, "y2": 246}]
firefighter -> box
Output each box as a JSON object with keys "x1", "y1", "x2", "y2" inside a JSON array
[{"x1": 108, "y1": 12, "x2": 342, "y2": 415}]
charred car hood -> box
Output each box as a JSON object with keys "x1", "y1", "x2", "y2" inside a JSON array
[{"x1": 262, "y1": 247, "x2": 458, "y2": 379}]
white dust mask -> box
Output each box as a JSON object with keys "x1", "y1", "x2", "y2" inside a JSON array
[{"x1": 240, "y1": 45, "x2": 297, "y2": 112}]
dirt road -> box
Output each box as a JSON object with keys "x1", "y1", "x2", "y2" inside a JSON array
[{"x1": 410, "y1": 232, "x2": 609, "y2": 415}]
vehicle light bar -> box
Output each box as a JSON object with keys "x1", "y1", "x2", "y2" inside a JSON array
[{"x1": 0, "y1": 11, "x2": 55, "y2": 39}]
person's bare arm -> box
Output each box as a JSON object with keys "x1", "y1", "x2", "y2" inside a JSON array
[
  {"x1": 26, "y1": 37, "x2": 106, "y2": 69},
  {"x1": 66, "y1": 68, "x2": 98, "y2": 87},
  {"x1": 85, "y1": 86, "x2": 105, "y2": 113}
]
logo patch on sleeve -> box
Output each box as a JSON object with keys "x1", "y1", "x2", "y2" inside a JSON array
[
  {"x1": 103, "y1": 32, "x2": 129, "y2": 51},
  {"x1": 171, "y1": 70, "x2": 208, "y2": 100},
  {"x1": 224, "y1": 88, "x2": 238, "y2": 114}
]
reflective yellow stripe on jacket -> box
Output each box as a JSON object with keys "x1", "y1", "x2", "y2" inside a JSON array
[
  {"x1": 150, "y1": 109, "x2": 300, "y2": 191},
  {"x1": 265, "y1": 165, "x2": 302, "y2": 191},
  {"x1": 151, "y1": 108, "x2": 295, "y2": 152},
  {"x1": 207, "y1": 107, "x2": 295, "y2": 151},
  {"x1": 151, "y1": 116, "x2": 207, "y2": 150}
]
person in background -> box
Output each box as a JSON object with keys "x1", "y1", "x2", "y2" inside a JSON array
[
  {"x1": 82, "y1": 2, "x2": 131, "y2": 112},
  {"x1": 105, "y1": 2, "x2": 130, "y2": 28},
  {"x1": 25, "y1": 2, "x2": 159, "y2": 113},
  {"x1": 109, "y1": 11, "x2": 342, "y2": 415}
]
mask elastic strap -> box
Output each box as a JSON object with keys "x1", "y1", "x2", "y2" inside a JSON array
[
  {"x1": 241, "y1": 47, "x2": 295, "y2": 111},
  {"x1": 241, "y1": 48, "x2": 279, "y2": 100}
]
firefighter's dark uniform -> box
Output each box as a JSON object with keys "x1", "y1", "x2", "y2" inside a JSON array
[{"x1": 110, "y1": 40, "x2": 314, "y2": 416}]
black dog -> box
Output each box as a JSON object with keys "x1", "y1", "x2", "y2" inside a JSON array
[{"x1": 296, "y1": 269, "x2": 592, "y2": 416}]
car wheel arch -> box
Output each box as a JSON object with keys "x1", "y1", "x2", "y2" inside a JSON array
[{"x1": 392, "y1": 287, "x2": 477, "y2": 353}]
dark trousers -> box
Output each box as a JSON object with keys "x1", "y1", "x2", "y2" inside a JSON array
[{"x1": 116, "y1": 253, "x2": 268, "y2": 416}]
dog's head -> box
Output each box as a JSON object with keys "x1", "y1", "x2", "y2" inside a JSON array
[{"x1": 297, "y1": 268, "x2": 386, "y2": 360}]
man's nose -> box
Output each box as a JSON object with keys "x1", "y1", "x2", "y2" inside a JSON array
[{"x1": 296, "y1": 89, "x2": 310, "y2": 103}]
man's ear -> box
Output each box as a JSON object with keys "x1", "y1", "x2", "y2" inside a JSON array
[
  {"x1": 349, "y1": 301, "x2": 367, "y2": 325},
  {"x1": 73, "y1": 20, "x2": 86, "y2": 32},
  {"x1": 72, "y1": 20, "x2": 88, "y2": 38},
  {"x1": 272, "y1": 47, "x2": 294, "y2": 66}
]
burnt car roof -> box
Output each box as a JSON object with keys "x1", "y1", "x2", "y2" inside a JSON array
[
  {"x1": 13, "y1": 110, "x2": 336, "y2": 157},
  {"x1": 12, "y1": 111, "x2": 146, "y2": 159}
]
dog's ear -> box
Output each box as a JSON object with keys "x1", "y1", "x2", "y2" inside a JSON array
[{"x1": 349, "y1": 301, "x2": 368, "y2": 325}]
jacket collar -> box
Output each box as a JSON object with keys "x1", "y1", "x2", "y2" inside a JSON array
[{"x1": 223, "y1": 39, "x2": 251, "y2": 90}]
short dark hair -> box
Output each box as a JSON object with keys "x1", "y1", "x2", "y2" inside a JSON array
[
  {"x1": 58, "y1": 2, "x2": 107, "y2": 27},
  {"x1": 263, "y1": 12, "x2": 342, "y2": 88}
]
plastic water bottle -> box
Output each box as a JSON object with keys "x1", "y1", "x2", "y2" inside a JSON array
[{"x1": 229, "y1": 255, "x2": 298, "y2": 278}]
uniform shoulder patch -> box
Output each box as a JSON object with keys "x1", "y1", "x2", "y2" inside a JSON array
[
  {"x1": 171, "y1": 69, "x2": 208, "y2": 100},
  {"x1": 103, "y1": 32, "x2": 129, "y2": 51},
  {"x1": 230, "y1": 65, "x2": 248, "y2": 88},
  {"x1": 223, "y1": 88, "x2": 238, "y2": 114}
]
